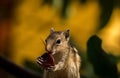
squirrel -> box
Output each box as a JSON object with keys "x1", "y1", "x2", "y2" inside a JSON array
[{"x1": 42, "y1": 28, "x2": 81, "y2": 78}]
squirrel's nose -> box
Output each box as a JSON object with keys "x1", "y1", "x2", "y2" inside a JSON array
[{"x1": 46, "y1": 44, "x2": 52, "y2": 52}]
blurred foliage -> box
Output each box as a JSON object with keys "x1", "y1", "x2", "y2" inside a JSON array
[
  {"x1": 98, "y1": 0, "x2": 114, "y2": 30},
  {"x1": 23, "y1": 59, "x2": 43, "y2": 75},
  {"x1": 87, "y1": 35, "x2": 118, "y2": 78},
  {"x1": 41, "y1": 0, "x2": 53, "y2": 5}
]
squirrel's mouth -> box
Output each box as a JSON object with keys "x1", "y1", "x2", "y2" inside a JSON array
[{"x1": 36, "y1": 52, "x2": 55, "y2": 70}]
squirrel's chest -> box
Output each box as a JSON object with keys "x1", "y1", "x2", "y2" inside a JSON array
[
  {"x1": 66, "y1": 57, "x2": 77, "y2": 72},
  {"x1": 55, "y1": 52, "x2": 77, "y2": 71},
  {"x1": 45, "y1": 52, "x2": 79, "y2": 78},
  {"x1": 48, "y1": 63, "x2": 76, "y2": 78}
]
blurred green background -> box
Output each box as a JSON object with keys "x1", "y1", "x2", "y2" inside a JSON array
[{"x1": 0, "y1": 0, "x2": 120, "y2": 78}]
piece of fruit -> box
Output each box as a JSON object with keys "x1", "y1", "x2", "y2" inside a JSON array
[{"x1": 36, "y1": 52, "x2": 55, "y2": 70}]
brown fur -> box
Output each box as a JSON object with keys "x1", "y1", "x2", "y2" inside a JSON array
[{"x1": 43, "y1": 28, "x2": 81, "y2": 78}]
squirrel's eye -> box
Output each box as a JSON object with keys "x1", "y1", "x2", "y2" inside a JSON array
[{"x1": 56, "y1": 39, "x2": 61, "y2": 44}]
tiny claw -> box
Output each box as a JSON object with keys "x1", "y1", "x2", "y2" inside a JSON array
[
  {"x1": 36, "y1": 60, "x2": 42, "y2": 65},
  {"x1": 38, "y1": 57, "x2": 44, "y2": 62},
  {"x1": 46, "y1": 66, "x2": 55, "y2": 71}
]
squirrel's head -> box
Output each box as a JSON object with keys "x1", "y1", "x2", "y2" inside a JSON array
[{"x1": 45, "y1": 28, "x2": 70, "y2": 54}]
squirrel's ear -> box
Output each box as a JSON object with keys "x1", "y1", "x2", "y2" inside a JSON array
[
  {"x1": 50, "y1": 28, "x2": 54, "y2": 34},
  {"x1": 64, "y1": 29, "x2": 70, "y2": 40}
]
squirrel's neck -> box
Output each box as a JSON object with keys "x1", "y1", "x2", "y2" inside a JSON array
[{"x1": 53, "y1": 45, "x2": 70, "y2": 64}]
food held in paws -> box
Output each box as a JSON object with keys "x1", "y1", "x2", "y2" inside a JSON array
[{"x1": 36, "y1": 52, "x2": 55, "y2": 70}]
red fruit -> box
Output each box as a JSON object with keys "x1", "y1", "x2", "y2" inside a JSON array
[{"x1": 36, "y1": 52, "x2": 55, "y2": 70}]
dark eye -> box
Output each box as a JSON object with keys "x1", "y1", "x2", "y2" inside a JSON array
[{"x1": 56, "y1": 39, "x2": 61, "y2": 44}]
